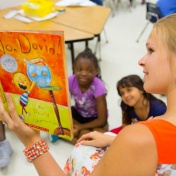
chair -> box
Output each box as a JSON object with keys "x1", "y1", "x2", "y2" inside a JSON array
[
  {"x1": 94, "y1": 29, "x2": 108, "y2": 61},
  {"x1": 136, "y1": 2, "x2": 162, "y2": 43},
  {"x1": 104, "y1": 0, "x2": 119, "y2": 17},
  {"x1": 90, "y1": 0, "x2": 103, "y2": 5}
]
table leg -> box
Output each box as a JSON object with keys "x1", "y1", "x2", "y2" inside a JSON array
[
  {"x1": 70, "y1": 42, "x2": 74, "y2": 66},
  {"x1": 85, "y1": 41, "x2": 88, "y2": 48},
  {"x1": 94, "y1": 34, "x2": 101, "y2": 61}
]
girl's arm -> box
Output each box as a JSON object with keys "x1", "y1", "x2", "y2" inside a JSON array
[
  {"x1": 96, "y1": 94, "x2": 108, "y2": 126},
  {"x1": 0, "y1": 94, "x2": 158, "y2": 176},
  {"x1": 122, "y1": 110, "x2": 132, "y2": 128}
]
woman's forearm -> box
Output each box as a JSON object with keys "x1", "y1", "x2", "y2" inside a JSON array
[{"x1": 33, "y1": 152, "x2": 66, "y2": 176}]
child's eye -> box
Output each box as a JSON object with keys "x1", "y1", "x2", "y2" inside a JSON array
[
  {"x1": 120, "y1": 92, "x2": 124, "y2": 96},
  {"x1": 76, "y1": 68, "x2": 81, "y2": 72},
  {"x1": 127, "y1": 88, "x2": 132, "y2": 92},
  {"x1": 88, "y1": 69, "x2": 93, "y2": 73}
]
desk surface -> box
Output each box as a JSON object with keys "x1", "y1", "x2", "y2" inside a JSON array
[
  {"x1": 0, "y1": 4, "x2": 110, "y2": 64},
  {"x1": 0, "y1": 8, "x2": 94, "y2": 42},
  {"x1": 51, "y1": 5, "x2": 111, "y2": 35}
]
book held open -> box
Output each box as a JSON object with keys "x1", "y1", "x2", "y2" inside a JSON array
[{"x1": 0, "y1": 31, "x2": 73, "y2": 140}]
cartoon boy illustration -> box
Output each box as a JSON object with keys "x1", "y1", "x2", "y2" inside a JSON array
[{"x1": 13, "y1": 72, "x2": 35, "y2": 117}]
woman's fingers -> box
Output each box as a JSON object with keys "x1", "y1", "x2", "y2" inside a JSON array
[
  {"x1": 77, "y1": 132, "x2": 93, "y2": 143},
  {"x1": 79, "y1": 140, "x2": 95, "y2": 146},
  {"x1": 0, "y1": 95, "x2": 13, "y2": 128},
  {"x1": 6, "y1": 93, "x2": 21, "y2": 122},
  {"x1": 0, "y1": 94, "x2": 42, "y2": 148},
  {"x1": 0, "y1": 94, "x2": 26, "y2": 131},
  {"x1": 79, "y1": 132, "x2": 96, "y2": 146},
  {"x1": 78, "y1": 131, "x2": 112, "y2": 147}
]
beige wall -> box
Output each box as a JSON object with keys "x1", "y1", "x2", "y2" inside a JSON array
[{"x1": 0, "y1": 0, "x2": 26, "y2": 10}]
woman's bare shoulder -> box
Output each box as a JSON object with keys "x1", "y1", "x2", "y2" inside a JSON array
[
  {"x1": 117, "y1": 123, "x2": 156, "y2": 145},
  {"x1": 91, "y1": 124, "x2": 158, "y2": 176}
]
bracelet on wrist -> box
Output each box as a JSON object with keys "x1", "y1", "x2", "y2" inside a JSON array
[{"x1": 23, "y1": 139, "x2": 49, "y2": 162}]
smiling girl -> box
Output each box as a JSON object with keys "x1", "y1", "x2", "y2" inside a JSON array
[
  {"x1": 110, "y1": 75, "x2": 166, "y2": 134},
  {"x1": 69, "y1": 48, "x2": 108, "y2": 143}
]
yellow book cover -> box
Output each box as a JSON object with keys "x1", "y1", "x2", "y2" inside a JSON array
[{"x1": 0, "y1": 31, "x2": 73, "y2": 140}]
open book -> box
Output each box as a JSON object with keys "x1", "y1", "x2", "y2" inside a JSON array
[{"x1": 0, "y1": 31, "x2": 73, "y2": 140}]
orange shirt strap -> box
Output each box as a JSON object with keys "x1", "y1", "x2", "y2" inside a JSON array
[{"x1": 138, "y1": 119, "x2": 176, "y2": 164}]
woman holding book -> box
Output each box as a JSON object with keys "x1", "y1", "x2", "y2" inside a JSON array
[{"x1": 1, "y1": 13, "x2": 176, "y2": 175}]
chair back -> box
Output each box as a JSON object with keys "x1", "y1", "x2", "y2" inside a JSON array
[
  {"x1": 146, "y1": 2, "x2": 162, "y2": 23},
  {"x1": 90, "y1": 0, "x2": 103, "y2": 5}
]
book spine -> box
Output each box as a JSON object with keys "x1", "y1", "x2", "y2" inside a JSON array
[{"x1": 0, "y1": 81, "x2": 6, "y2": 103}]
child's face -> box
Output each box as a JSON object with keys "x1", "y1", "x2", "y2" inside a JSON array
[
  {"x1": 74, "y1": 58, "x2": 98, "y2": 87},
  {"x1": 119, "y1": 86, "x2": 143, "y2": 107}
]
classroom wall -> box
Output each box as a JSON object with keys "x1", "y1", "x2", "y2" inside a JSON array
[{"x1": 0, "y1": 0, "x2": 26, "y2": 10}]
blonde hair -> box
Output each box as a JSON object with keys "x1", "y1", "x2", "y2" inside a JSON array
[{"x1": 152, "y1": 14, "x2": 176, "y2": 54}]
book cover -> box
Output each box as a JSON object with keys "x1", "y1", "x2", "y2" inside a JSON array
[{"x1": 0, "y1": 31, "x2": 73, "y2": 140}]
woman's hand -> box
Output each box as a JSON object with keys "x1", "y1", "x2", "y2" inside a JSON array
[
  {"x1": 77, "y1": 131, "x2": 116, "y2": 148},
  {"x1": 0, "y1": 93, "x2": 41, "y2": 147}
]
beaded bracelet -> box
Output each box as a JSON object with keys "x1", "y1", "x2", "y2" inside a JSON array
[{"x1": 23, "y1": 139, "x2": 49, "y2": 162}]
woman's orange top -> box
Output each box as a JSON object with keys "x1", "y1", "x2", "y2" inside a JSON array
[{"x1": 139, "y1": 119, "x2": 176, "y2": 164}]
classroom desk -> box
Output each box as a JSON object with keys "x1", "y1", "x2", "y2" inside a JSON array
[
  {"x1": 51, "y1": 5, "x2": 111, "y2": 59},
  {"x1": 0, "y1": 4, "x2": 111, "y2": 63},
  {"x1": 51, "y1": 5, "x2": 111, "y2": 35},
  {"x1": 0, "y1": 8, "x2": 94, "y2": 64}
]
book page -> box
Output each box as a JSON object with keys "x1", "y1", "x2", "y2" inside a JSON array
[{"x1": 0, "y1": 31, "x2": 73, "y2": 140}]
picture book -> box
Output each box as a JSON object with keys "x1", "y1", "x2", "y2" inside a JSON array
[{"x1": 0, "y1": 31, "x2": 73, "y2": 140}]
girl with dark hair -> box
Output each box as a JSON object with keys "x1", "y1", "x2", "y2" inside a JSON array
[{"x1": 110, "y1": 74, "x2": 166, "y2": 134}]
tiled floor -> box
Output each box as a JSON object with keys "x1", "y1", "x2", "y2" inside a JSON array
[{"x1": 0, "y1": 1, "x2": 165, "y2": 175}]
